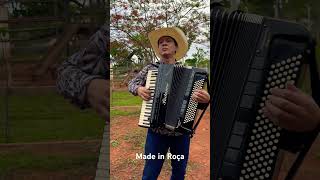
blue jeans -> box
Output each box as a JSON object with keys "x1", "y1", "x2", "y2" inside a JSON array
[{"x1": 142, "y1": 129, "x2": 190, "y2": 180}]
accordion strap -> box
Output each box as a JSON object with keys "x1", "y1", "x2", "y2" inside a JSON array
[{"x1": 285, "y1": 42, "x2": 320, "y2": 180}]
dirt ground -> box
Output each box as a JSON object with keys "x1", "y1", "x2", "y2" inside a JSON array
[
  {"x1": 110, "y1": 107, "x2": 210, "y2": 180},
  {"x1": 278, "y1": 136, "x2": 320, "y2": 180},
  {"x1": 110, "y1": 105, "x2": 320, "y2": 180}
]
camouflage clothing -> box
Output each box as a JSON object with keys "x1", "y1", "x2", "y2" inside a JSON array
[{"x1": 56, "y1": 25, "x2": 109, "y2": 108}]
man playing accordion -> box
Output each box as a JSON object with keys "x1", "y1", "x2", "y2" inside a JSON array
[{"x1": 128, "y1": 27, "x2": 210, "y2": 180}]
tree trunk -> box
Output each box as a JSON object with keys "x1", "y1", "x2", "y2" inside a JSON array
[{"x1": 274, "y1": 0, "x2": 281, "y2": 18}]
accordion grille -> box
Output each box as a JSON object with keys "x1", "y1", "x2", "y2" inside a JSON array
[{"x1": 184, "y1": 79, "x2": 205, "y2": 123}]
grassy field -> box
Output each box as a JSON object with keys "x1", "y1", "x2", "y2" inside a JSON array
[
  {"x1": 0, "y1": 90, "x2": 106, "y2": 177},
  {"x1": 0, "y1": 91, "x2": 105, "y2": 143},
  {"x1": 111, "y1": 90, "x2": 141, "y2": 107},
  {"x1": 111, "y1": 89, "x2": 142, "y2": 117}
]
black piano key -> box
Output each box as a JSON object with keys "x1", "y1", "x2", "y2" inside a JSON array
[
  {"x1": 224, "y1": 148, "x2": 241, "y2": 164},
  {"x1": 228, "y1": 135, "x2": 243, "y2": 149},
  {"x1": 240, "y1": 95, "x2": 255, "y2": 109},
  {"x1": 252, "y1": 56, "x2": 265, "y2": 69},
  {"x1": 244, "y1": 82, "x2": 259, "y2": 95},
  {"x1": 248, "y1": 69, "x2": 263, "y2": 82},
  {"x1": 232, "y1": 121, "x2": 248, "y2": 136}
]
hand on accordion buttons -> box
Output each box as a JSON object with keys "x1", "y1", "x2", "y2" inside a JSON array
[
  {"x1": 87, "y1": 79, "x2": 110, "y2": 121},
  {"x1": 262, "y1": 83, "x2": 320, "y2": 132},
  {"x1": 192, "y1": 89, "x2": 210, "y2": 104},
  {"x1": 137, "y1": 86, "x2": 151, "y2": 101}
]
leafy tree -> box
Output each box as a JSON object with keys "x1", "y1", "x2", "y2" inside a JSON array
[
  {"x1": 111, "y1": 0, "x2": 209, "y2": 65},
  {"x1": 184, "y1": 47, "x2": 209, "y2": 68}
]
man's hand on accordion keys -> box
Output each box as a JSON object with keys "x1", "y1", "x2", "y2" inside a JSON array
[
  {"x1": 262, "y1": 83, "x2": 320, "y2": 132},
  {"x1": 191, "y1": 89, "x2": 210, "y2": 104},
  {"x1": 137, "y1": 86, "x2": 152, "y2": 101}
]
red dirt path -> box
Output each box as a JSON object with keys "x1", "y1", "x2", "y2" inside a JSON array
[{"x1": 110, "y1": 108, "x2": 210, "y2": 180}]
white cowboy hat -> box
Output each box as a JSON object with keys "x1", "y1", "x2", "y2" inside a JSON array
[{"x1": 148, "y1": 27, "x2": 189, "y2": 60}]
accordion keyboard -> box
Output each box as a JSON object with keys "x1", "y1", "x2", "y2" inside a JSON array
[{"x1": 138, "y1": 70, "x2": 158, "y2": 127}]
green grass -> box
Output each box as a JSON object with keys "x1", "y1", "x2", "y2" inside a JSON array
[
  {"x1": 0, "y1": 91, "x2": 105, "y2": 143},
  {"x1": 0, "y1": 151, "x2": 97, "y2": 174},
  {"x1": 111, "y1": 139, "x2": 120, "y2": 147},
  {"x1": 111, "y1": 109, "x2": 140, "y2": 117},
  {"x1": 111, "y1": 90, "x2": 141, "y2": 107}
]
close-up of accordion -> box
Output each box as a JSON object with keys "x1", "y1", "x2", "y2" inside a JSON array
[
  {"x1": 138, "y1": 64, "x2": 208, "y2": 135},
  {"x1": 210, "y1": 3, "x2": 320, "y2": 180}
]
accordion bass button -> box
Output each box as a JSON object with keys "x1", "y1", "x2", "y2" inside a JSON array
[
  {"x1": 250, "y1": 172, "x2": 255, "y2": 178},
  {"x1": 297, "y1": 54, "x2": 303, "y2": 59},
  {"x1": 286, "y1": 58, "x2": 292, "y2": 63}
]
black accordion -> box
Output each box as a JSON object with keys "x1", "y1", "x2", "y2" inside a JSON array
[
  {"x1": 138, "y1": 64, "x2": 208, "y2": 135},
  {"x1": 210, "y1": 4, "x2": 320, "y2": 180}
]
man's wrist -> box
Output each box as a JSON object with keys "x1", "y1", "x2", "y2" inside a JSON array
[{"x1": 135, "y1": 85, "x2": 142, "y2": 96}]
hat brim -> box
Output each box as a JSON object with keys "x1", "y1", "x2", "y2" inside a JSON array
[{"x1": 148, "y1": 27, "x2": 188, "y2": 60}]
